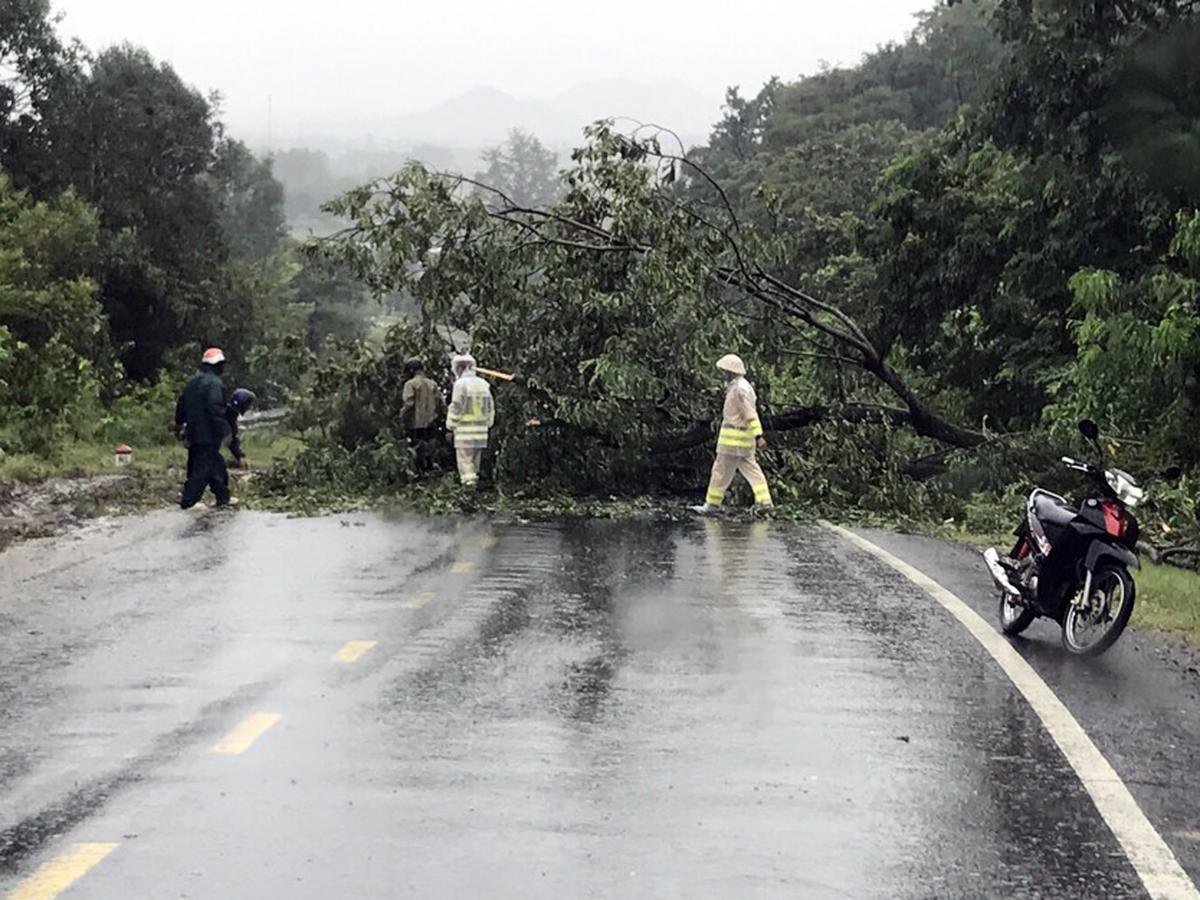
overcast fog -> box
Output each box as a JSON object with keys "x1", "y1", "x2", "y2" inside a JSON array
[{"x1": 51, "y1": 0, "x2": 933, "y2": 149}]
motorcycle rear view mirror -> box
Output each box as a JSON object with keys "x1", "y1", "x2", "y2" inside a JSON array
[{"x1": 1078, "y1": 419, "x2": 1100, "y2": 443}]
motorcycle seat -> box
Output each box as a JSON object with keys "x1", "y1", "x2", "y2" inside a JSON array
[{"x1": 1031, "y1": 491, "x2": 1077, "y2": 528}]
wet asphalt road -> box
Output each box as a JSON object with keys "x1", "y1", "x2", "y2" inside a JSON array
[{"x1": 1, "y1": 512, "x2": 1198, "y2": 898}]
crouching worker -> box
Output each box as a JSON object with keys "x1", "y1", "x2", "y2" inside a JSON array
[
  {"x1": 175, "y1": 348, "x2": 232, "y2": 509},
  {"x1": 692, "y1": 354, "x2": 773, "y2": 516},
  {"x1": 445, "y1": 354, "x2": 494, "y2": 488},
  {"x1": 226, "y1": 388, "x2": 256, "y2": 469}
]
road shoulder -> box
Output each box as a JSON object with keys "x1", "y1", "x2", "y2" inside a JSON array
[{"x1": 846, "y1": 526, "x2": 1200, "y2": 890}]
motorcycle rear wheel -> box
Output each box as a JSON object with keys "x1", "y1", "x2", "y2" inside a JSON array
[
  {"x1": 998, "y1": 592, "x2": 1036, "y2": 636},
  {"x1": 1062, "y1": 563, "x2": 1135, "y2": 657}
]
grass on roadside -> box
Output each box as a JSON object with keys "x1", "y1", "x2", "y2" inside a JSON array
[
  {"x1": 1137, "y1": 563, "x2": 1200, "y2": 646},
  {"x1": 0, "y1": 431, "x2": 306, "y2": 484}
]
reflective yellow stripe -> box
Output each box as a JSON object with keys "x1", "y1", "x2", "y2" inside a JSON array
[
  {"x1": 753, "y1": 482, "x2": 772, "y2": 503},
  {"x1": 454, "y1": 427, "x2": 489, "y2": 447},
  {"x1": 748, "y1": 418, "x2": 763, "y2": 437},
  {"x1": 718, "y1": 427, "x2": 756, "y2": 448},
  {"x1": 706, "y1": 488, "x2": 726, "y2": 506}
]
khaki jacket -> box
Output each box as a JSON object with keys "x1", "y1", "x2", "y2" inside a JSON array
[
  {"x1": 717, "y1": 377, "x2": 763, "y2": 458},
  {"x1": 402, "y1": 374, "x2": 443, "y2": 430}
]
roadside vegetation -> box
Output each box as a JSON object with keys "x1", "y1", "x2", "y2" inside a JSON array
[
  {"x1": 1, "y1": 2, "x2": 1197, "y2": 636},
  {"x1": 1136, "y1": 564, "x2": 1200, "y2": 647}
]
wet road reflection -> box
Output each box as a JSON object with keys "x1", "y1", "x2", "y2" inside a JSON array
[{"x1": 0, "y1": 512, "x2": 1160, "y2": 898}]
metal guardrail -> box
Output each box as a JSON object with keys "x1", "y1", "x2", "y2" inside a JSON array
[{"x1": 240, "y1": 408, "x2": 290, "y2": 431}]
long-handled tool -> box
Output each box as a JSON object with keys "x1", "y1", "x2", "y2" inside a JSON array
[{"x1": 476, "y1": 367, "x2": 516, "y2": 382}]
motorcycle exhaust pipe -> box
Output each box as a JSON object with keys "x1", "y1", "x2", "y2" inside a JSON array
[{"x1": 983, "y1": 548, "x2": 1021, "y2": 597}]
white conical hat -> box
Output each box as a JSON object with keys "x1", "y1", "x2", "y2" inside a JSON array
[{"x1": 716, "y1": 354, "x2": 746, "y2": 376}]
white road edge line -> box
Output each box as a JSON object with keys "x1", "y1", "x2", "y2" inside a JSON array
[{"x1": 820, "y1": 520, "x2": 1200, "y2": 900}]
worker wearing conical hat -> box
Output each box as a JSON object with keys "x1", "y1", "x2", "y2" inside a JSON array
[{"x1": 692, "y1": 354, "x2": 773, "y2": 516}]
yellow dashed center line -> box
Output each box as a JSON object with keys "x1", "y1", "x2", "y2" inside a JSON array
[
  {"x1": 333, "y1": 640, "x2": 376, "y2": 663},
  {"x1": 409, "y1": 591, "x2": 435, "y2": 609},
  {"x1": 212, "y1": 712, "x2": 282, "y2": 755},
  {"x1": 450, "y1": 561, "x2": 475, "y2": 574},
  {"x1": 7, "y1": 842, "x2": 118, "y2": 900}
]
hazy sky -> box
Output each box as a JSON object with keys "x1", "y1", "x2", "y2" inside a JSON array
[{"x1": 51, "y1": 0, "x2": 933, "y2": 146}]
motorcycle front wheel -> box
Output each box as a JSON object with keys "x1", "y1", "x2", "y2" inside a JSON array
[
  {"x1": 998, "y1": 592, "x2": 1036, "y2": 636},
  {"x1": 1062, "y1": 563, "x2": 1136, "y2": 657}
]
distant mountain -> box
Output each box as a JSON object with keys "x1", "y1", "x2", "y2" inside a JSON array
[{"x1": 382, "y1": 79, "x2": 720, "y2": 148}]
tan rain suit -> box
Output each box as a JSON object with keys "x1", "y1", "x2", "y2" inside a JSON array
[{"x1": 704, "y1": 375, "x2": 772, "y2": 507}]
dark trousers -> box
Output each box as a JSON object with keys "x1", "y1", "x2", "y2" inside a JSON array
[
  {"x1": 408, "y1": 426, "x2": 440, "y2": 472},
  {"x1": 181, "y1": 444, "x2": 230, "y2": 508}
]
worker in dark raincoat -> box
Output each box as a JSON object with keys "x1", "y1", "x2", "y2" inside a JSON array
[
  {"x1": 175, "y1": 348, "x2": 232, "y2": 509},
  {"x1": 225, "y1": 388, "x2": 256, "y2": 469}
]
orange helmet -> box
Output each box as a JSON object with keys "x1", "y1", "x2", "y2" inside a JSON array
[{"x1": 202, "y1": 347, "x2": 226, "y2": 365}]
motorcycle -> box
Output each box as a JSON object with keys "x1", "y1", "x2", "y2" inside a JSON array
[{"x1": 983, "y1": 420, "x2": 1146, "y2": 657}]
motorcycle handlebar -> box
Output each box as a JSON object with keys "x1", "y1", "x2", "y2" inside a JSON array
[{"x1": 1061, "y1": 456, "x2": 1098, "y2": 476}]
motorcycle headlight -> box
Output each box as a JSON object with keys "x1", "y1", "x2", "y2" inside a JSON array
[{"x1": 1106, "y1": 469, "x2": 1145, "y2": 508}]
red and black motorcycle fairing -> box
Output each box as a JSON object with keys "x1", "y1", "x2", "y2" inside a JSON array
[{"x1": 1009, "y1": 487, "x2": 1139, "y2": 622}]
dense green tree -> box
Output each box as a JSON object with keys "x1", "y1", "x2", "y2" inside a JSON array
[
  {"x1": 474, "y1": 129, "x2": 560, "y2": 209},
  {"x1": 0, "y1": 0, "x2": 81, "y2": 191},
  {"x1": 1105, "y1": 18, "x2": 1200, "y2": 203},
  {"x1": 0, "y1": 173, "x2": 108, "y2": 451},
  {"x1": 963, "y1": 0, "x2": 1200, "y2": 158},
  {"x1": 294, "y1": 257, "x2": 374, "y2": 350},
  {"x1": 704, "y1": 80, "x2": 781, "y2": 162},
  {"x1": 48, "y1": 45, "x2": 228, "y2": 379},
  {"x1": 211, "y1": 138, "x2": 287, "y2": 259},
  {"x1": 1055, "y1": 213, "x2": 1200, "y2": 463},
  {"x1": 40, "y1": 45, "x2": 296, "y2": 383},
  {"x1": 687, "y1": 0, "x2": 1004, "y2": 350},
  {"x1": 862, "y1": 0, "x2": 1200, "y2": 433},
  {"x1": 758, "y1": 0, "x2": 1002, "y2": 147}
]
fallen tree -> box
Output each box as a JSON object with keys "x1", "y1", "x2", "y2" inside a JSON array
[
  {"x1": 1139, "y1": 544, "x2": 1200, "y2": 570},
  {"x1": 648, "y1": 404, "x2": 913, "y2": 454},
  {"x1": 313, "y1": 122, "x2": 985, "y2": 482}
]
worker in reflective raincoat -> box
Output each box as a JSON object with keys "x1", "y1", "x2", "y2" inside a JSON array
[
  {"x1": 692, "y1": 354, "x2": 773, "y2": 515},
  {"x1": 445, "y1": 354, "x2": 494, "y2": 487}
]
